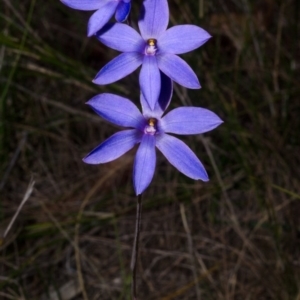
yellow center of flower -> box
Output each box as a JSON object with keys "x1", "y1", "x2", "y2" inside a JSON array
[
  {"x1": 147, "y1": 39, "x2": 157, "y2": 46},
  {"x1": 144, "y1": 118, "x2": 158, "y2": 135},
  {"x1": 145, "y1": 39, "x2": 157, "y2": 55},
  {"x1": 148, "y1": 118, "x2": 156, "y2": 126}
]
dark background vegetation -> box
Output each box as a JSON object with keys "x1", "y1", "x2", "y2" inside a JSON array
[{"x1": 1, "y1": 0, "x2": 300, "y2": 299}]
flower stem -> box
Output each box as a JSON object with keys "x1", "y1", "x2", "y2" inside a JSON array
[{"x1": 131, "y1": 194, "x2": 142, "y2": 300}]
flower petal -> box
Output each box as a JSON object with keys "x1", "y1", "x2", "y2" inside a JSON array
[
  {"x1": 87, "y1": 2, "x2": 118, "y2": 36},
  {"x1": 87, "y1": 93, "x2": 143, "y2": 128},
  {"x1": 156, "y1": 134, "x2": 208, "y2": 181},
  {"x1": 155, "y1": 71, "x2": 173, "y2": 116},
  {"x1": 161, "y1": 107, "x2": 223, "y2": 135},
  {"x1": 157, "y1": 53, "x2": 200, "y2": 89},
  {"x1": 141, "y1": 71, "x2": 173, "y2": 117},
  {"x1": 159, "y1": 25, "x2": 211, "y2": 54},
  {"x1": 138, "y1": 0, "x2": 169, "y2": 39},
  {"x1": 133, "y1": 135, "x2": 156, "y2": 195},
  {"x1": 115, "y1": 1, "x2": 131, "y2": 22},
  {"x1": 96, "y1": 23, "x2": 144, "y2": 52},
  {"x1": 83, "y1": 129, "x2": 140, "y2": 164},
  {"x1": 139, "y1": 56, "x2": 161, "y2": 110},
  {"x1": 93, "y1": 52, "x2": 143, "y2": 85},
  {"x1": 60, "y1": 0, "x2": 103, "y2": 11}
]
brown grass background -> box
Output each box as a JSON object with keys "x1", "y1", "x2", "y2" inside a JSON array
[{"x1": 1, "y1": 0, "x2": 300, "y2": 299}]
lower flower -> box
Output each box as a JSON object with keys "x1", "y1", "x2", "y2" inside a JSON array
[{"x1": 83, "y1": 75, "x2": 223, "y2": 195}]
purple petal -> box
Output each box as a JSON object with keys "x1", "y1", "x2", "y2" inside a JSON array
[
  {"x1": 60, "y1": 0, "x2": 103, "y2": 11},
  {"x1": 156, "y1": 134, "x2": 208, "y2": 181},
  {"x1": 133, "y1": 135, "x2": 156, "y2": 195},
  {"x1": 157, "y1": 53, "x2": 200, "y2": 89},
  {"x1": 87, "y1": 2, "x2": 119, "y2": 36},
  {"x1": 87, "y1": 93, "x2": 143, "y2": 128},
  {"x1": 96, "y1": 23, "x2": 144, "y2": 52},
  {"x1": 140, "y1": 93, "x2": 152, "y2": 117},
  {"x1": 161, "y1": 107, "x2": 223, "y2": 135},
  {"x1": 159, "y1": 25, "x2": 212, "y2": 54},
  {"x1": 139, "y1": 56, "x2": 161, "y2": 110},
  {"x1": 155, "y1": 71, "x2": 173, "y2": 115},
  {"x1": 115, "y1": 1, "x2": 131, "y2": 22},
  {"x1": 83, "y1": 129, "x2": 140, "y2": 164},
  {"x1": 141, "y1": 71, "x2": 173, "y2": 117},
  {"x1": 138, "y1": 0, "x2": 169, "y2": 39},
  {"x1": 93, "y1": 52, "x2": 143, "y2": 85}
]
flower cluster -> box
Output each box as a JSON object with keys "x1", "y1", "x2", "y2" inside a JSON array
[{"x1": 61, "y1": 0, "x2": 223, "y2": 195}]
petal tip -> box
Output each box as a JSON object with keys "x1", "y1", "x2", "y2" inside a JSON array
[
  {"x1": 201, "y1": 176, "x2": 209, "y2": 182},
  {"x1": 191, "y1": 82, "x2": 201, "y2": 89},
  {"x1": 87, "y1": 23, "x2": 95, "y2": 37},
  {"x1": 82, "y1": 157, "x2": 91, "y2": 164},
  {"x1": 82, "y1": 154, "x2": 100, "y2": 165},
  {"x1": 214, "y1": 117, "x2": 224, "y2": 127},
  {"x1": 134, "y1": 189, "x2": 143, "y2": 196},
  {"x1": 92, "y1": 78, "x2": 100, "y2": 85},
  {"x1": 195, "y1": 172, "x2": 209, "y2": 182},
  {"x1": 87, "y1": 21, "x2": 98, "y2": 37},
  {"x1": 199, "y1": 170, "x2": 209, "y2": 182},
  {"x1": 134, "y1": 183, "x2": 146, "y2": 196},
  {"x1": 87, "y1": 30, "x2": 94, "y2": 37}
]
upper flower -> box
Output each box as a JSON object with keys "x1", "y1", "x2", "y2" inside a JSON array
[
  {"x1": 83, "y1": 73, "x2": 222, "y2": 195},
  {"x1": 60, "y1": 0, "x2": 131, "y2": 37},
  {"x1": 93, "y1": 0, "x2": 211, "y2": 110}
]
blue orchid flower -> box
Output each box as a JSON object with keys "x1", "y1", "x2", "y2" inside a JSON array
[
  {"x1": 93, "y1": 0, "x2": 211, "y2": 109},
  {"x1": 83, "y1": 74, "x2": 222, "y2": 195},
  {"x1": 60, "y1": 0, "x2": 131, "y2": 37}
]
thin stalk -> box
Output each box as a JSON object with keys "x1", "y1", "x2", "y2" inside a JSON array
[{"x1": 131, "y1": 194, "x2": 143, "y2": 300}]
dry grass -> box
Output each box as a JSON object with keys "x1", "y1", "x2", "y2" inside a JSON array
[{"x1": 1, "y1": 0, "x2": 300, "y2": 299}]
